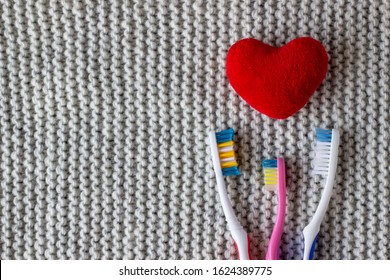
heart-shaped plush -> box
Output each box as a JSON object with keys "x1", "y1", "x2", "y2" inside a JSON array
[{"x1": 226, "y1": 37, "x2": 328, "y2": 119}]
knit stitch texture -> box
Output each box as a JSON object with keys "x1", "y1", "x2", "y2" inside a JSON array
[{"x1": 0, "y1": 0, "x2": 389, "y2": 260}]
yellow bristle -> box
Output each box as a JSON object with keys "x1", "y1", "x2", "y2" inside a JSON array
[
  {"x1": 217, "y1": 139, "x2": 239, "y2": 169},
  {"x1": 219, "y1": 151, "x2": 235, "y2": 158},
  {"x1": 221, "y1": 161, "x2": 238, "y2": 168},
  {"x1": 217, "y1": 141, "x2": 234, "y2": 148},
  {"x1": 263, "y1": 168, "x2": 278, "y2": 185}
]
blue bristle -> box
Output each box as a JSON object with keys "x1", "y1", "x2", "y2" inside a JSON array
[
  {"x1": 262, "y1": 159, "x2": 277, "y2": 168},
  {"x1": 216, "y1": 128, "x2": 234, "y2": 144},
  {"x1": 316, "y1": 128, "x2": 332, "y2": 142},
  {"x1": 222, "y1": 166, "x2": 241, "y2": 176}
]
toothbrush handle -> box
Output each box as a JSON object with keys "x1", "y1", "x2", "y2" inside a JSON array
[
  {"x1": 220, "y1": 185, "x2": 251, "y2": 260},
  {"x1": 302, "y1": 167, "x2": 335, "y2": 260},
  {"x1": 266, "y1": 158, "x2": 286, "y2": 260},
  {"x1": 302, "y1": 225, "x2": 320, "y2": 260},
  {"x1": 216, "y1": 178, "x2": 250, "y2": 260},
  {"x1": 231, "y1": 227, "x2": 251, "y2": 260}
]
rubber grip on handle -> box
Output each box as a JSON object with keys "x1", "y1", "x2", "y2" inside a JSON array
[{"x1": 234, "y1": 235, "x2": 251, "y2": 260}]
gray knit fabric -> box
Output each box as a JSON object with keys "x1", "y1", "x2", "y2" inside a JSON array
[{"x1": 0, "y1": 0, "x2": 389, "y2": 260}]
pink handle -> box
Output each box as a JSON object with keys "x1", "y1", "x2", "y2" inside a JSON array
[{"x1": 265, "y1": 158, "x2": 286, "y2": 260}]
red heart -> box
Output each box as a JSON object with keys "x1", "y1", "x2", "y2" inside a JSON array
[{"x1": 226, "y1": 37, "x2": 328, "y2": 119}]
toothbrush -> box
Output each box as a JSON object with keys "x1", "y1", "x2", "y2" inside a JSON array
[
  {"x1": 262, "y1": 158, "x2": 287, "y2": 260},
  {"x1": 209, "y1": 128, "x2": 251, "y2": 260},
  {"x1": 302, "y1": 128, "x2": 340, "y2": 260}
]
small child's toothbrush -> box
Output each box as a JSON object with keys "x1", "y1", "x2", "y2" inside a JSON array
[
  {"x1": 209, "y1": 128, "x2": 251, "y2": 260},
  {"x1": 262, "y1": 158, "x2": 286, "y2": 260},
  {"x1": 302, "y1": 128, "x2": 340, "y2": 260}
]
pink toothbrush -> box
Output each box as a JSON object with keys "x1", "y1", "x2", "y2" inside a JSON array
[{"x1": 262, "y1": 158, "x2": 286, "y2": 260}]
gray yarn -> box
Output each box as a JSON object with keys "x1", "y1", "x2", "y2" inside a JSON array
[{"x1": 0, "y1": 0, "x2": 389, "y2": 260}]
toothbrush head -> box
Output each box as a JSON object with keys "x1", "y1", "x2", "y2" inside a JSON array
[
  {"x1": 215, "y1": 128, "x2": 240, "y2": 176},
  {"x1": 262, "y1": 159, "x2": 278, "y2": 191},
  {"x1": 312, "y1": 128, "x2": 339, "y2": 176}
]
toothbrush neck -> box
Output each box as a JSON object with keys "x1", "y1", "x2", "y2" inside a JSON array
[{"x1": 311, "y1": 176, "x2": 335, "y2": 228}]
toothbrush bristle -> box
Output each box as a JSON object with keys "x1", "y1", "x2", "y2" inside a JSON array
[
  {"x1": 262, "y1": 159, "x2": 278, "y2": 191},
  {"x1": 315, "y1": 128, "x2": 332, "y2": 142},
  {"x1": 313, "y1": 128, "x2": 332, "y2": 175},
  {"x1": 216, "y1": 128, "x2": 240, "y2": 176}
]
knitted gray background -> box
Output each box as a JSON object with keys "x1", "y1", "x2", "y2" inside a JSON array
[{"x1": 0, "y1": 0, "x2": 389, "y2": 260}]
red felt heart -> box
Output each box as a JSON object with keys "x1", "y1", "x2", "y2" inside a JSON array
[{"x1": 226, "y1": 37, "x2": 328, "y2": 119}]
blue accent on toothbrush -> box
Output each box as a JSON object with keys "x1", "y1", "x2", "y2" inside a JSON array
[
  {"x1": 262, "y1": 159, "x2": 277, "y2": 168},
  {"x1": 216, "y1": 128, "x2": 234, "y2": 144},
  {"x1": 316, "y1": 128, "x2": 332, "y2": 142},
  {"x1": 309, "y1": 235, "x2": 318, "y2": 260},
  {"x1": 222, "y1": 166, "x2": 241, "y2": 176}
]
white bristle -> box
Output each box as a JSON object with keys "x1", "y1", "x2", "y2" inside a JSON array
[
  {"x1": 220, "y1": 157, "x2": 235, "y2": 163},
  {"x1": 312, "y1": 140, "x2": 332, "y2": 175},
  {"x1": 218, "y1": 146, "x2": 233, "y2": 152},
  {"x1": 264, "y1": 185, "x2": 277, "y2": 191}
]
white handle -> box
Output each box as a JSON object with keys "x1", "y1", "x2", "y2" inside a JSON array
[{"x1": 230, "y1": 228, "x2": 250, "y2": 260}]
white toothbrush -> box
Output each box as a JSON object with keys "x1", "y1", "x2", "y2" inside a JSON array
[
  {"x1": 209, "y1": 128, "x2": 251, "y2": 260},
  {"x1": 302, "y1": 128, "x2": 340, "y2": 260}
]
